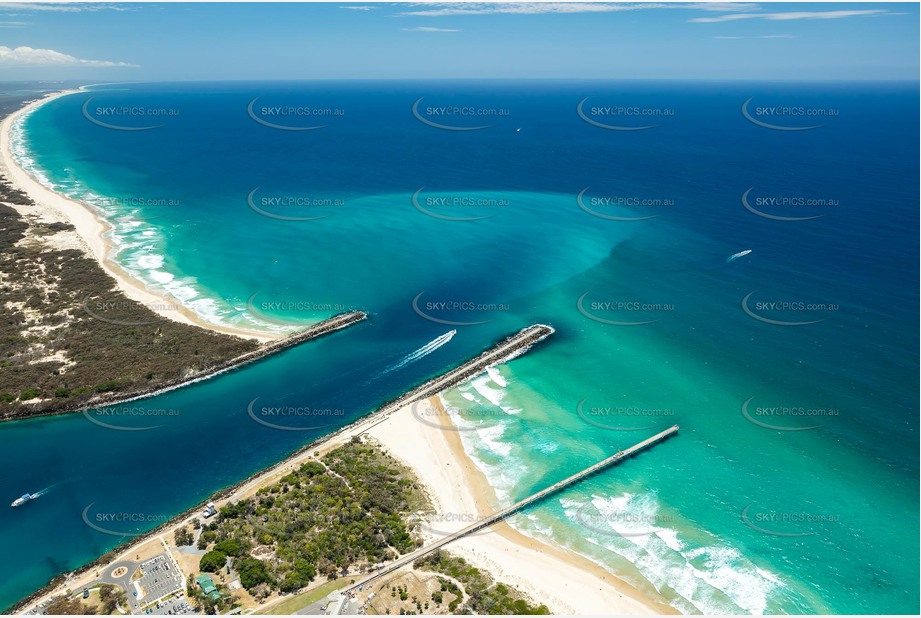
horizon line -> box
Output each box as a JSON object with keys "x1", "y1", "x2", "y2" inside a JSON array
[{"x1": 15, "y1": 77, "x2": 918, "y2": 85}]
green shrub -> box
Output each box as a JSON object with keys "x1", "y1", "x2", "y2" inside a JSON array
[
  {"x1": 94, "y1": 380, "x2": 124, "y2": 393},
  {"x1": 213, "y1": 537, "x2": 249, "y2": 557},
  {"x1": 19, "y1": 388, "x2": 41, "y2": 401},
  {"x1": 0, "y1": 198, "x2": 258, "y2": 421},
  {"x1": 236, "y1": 557, "x2": 273, "y2": 590}
]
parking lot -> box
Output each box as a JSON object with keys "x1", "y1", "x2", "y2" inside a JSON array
[
  {"x1": 145, "y1": 593, "x2": 197, "y2": 616},
  {"x1": 137, "y1": 554, "x2": 183, "y2": 607}
]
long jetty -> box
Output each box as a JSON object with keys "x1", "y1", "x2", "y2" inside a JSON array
[
  {"x1": 341, "y1": 424, "x2": 679, "y2": 597},
  {"x1": 353, "y1": 323, "x2": 555, "y2": 436}
]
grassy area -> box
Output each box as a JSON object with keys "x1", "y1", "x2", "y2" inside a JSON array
[
  {"x1": 363, "y1": 571, "x2": 461, "y2": 616},
  {"x1": 81, "y1": 589, "x2": 103, "y2": 615},
  {"x1": 256, "y1": 579, "x2": 349, "y2": 615},
  {"x1": 45, "y1": 583, "x2": 125, "y2": 616}
]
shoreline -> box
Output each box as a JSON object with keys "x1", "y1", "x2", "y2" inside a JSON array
[
  {"x1": 9, "y1": 385, "x2": 401, "y2": 615},
  {"x1": 0, "y1": 87, "x2": 278, "y2": 343},
  {"x1": 8, "y1": 329, "x2": 678, "y2": 615},
  {"x1": 367, "y1": 396, "x2": 676, "y2": 615},
  {"x1": 12, "y1": 394, "x2": 674, "y2": 616},
  {"x1": 3, "y1": 91, "x2": 671, "y2": 615},
  {"x1": 10, "y1": 327, "x2": 557, "y2": 614},
  {"x1": 1, "y1": 311, "x2": 367, "y2": 423}
]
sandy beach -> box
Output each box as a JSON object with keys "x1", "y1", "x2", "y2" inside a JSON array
[
  {"x1": 4, "y1": 91, "x2": 670, "y2": 616},
  {"x1": 0, "y1": 89, "x2": 276, "y2": 343},
  {"x1": 14, "y1": 393, "x2": 673, "y2": 616},
  {"x1": 366, "y1": 396, "x2": 674, "y2": 615}
]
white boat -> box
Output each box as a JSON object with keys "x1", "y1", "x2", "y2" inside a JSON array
[
  {"x1": 11, "y1": 493, "x2": 32, "y2": 507},
  {"x1": 727, "y1": 249, "x2": 753, "y2": 263}
]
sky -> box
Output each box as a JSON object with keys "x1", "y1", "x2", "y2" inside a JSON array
[{"x1": 0, "y1": 1, "x2": 917, "y2": 81}]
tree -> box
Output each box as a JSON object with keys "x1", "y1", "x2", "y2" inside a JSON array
[
  {"x1": 174, "y1": 526, "x2": 194, "y2": 547},
  {"x1": 197, "y1": 529, "x2": 216, "y2": 550},
  {"x1": 279, "y1": 559, "x2": 315, "y2": 593},
  {"x1": 199, "y1": 550, "x2": 227, "y2": 573},
  {"x1": 213, "y1": 537, "x2": 249, "y2": 557},
  {"x1": 236, "y1": 557, "x2": 273, "y2": 590},
  {"x1": 217, "y1": 499, "x2": 253, "y2": 520},
  {"x1": 98, "y1": 583, "x2": 126, "y2": 614},
  {"x1": 45, "y1": 597, "x2": 90, "y2": 615}
]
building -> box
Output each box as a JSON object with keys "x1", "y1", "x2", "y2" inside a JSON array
[
  {"x1": 195, "y1": 574, "x2": 220, "y2": 602},
  {"x1": 203, "y1": 501, "x2": 217, "y2": 518}
]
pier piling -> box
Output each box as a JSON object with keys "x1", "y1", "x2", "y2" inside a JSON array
[{"x1": 341, "y1": 424, "x2": 679, "y2": 598}]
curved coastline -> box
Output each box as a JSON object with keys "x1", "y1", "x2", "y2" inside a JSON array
[
  {"x1": 0, "y1": 88, "x2": 279, "y2": 343},
  {"x1": 10, "y1": 327, "x2": 669, "y2": 616},
  {"x1": 1, "y1": 90, "x2": 669, "y2": 617}
]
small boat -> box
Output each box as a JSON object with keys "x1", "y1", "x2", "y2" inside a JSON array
[
  {"x1": 11, "y1": 493, "x2": 32, "y2": 507},
  {"x1": 727, "y1": 249, "x2": 753, "y2": 263}
]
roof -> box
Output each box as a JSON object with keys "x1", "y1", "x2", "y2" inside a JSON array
[{"x1": 196, "y1": 574, "x2": 220, "y2": 600}]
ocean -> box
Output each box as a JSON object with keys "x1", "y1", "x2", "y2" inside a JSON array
[{"x1": 1, "y1": 80, "x2": 917, "y2": 613}]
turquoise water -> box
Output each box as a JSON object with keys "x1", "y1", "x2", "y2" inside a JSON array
[{"x1": 2, "y1": 81, "x2": 917, "y2": 613}]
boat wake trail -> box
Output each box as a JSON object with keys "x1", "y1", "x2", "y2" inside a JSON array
[
  {"x1": 375, "y1": 330, "x2": 457, "y2": 378},
  {"x1": 30, "y1": 485, "x2": 53, "y2": 499},
  {"x1": 11, "y1": 484, "x2": 53, "y2": 507},
  {"x1": 726, "y1": 249, "x2": 753, "y2": 263}
]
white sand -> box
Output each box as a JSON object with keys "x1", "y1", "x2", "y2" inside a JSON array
[
  {"x1": 14, "y1": 394, "x2": 675, "y2": 616},
  {"x1": 3, "y1": 89, "x2": 672, "y2": 616},
  {"x1": 367, "y1": 397, "x2": 674, "y2": 615},
  {"x1": 0, "y1": 89, "x2": 275, "y2": 343}
]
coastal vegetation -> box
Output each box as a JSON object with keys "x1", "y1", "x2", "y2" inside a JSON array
[
  {"x1": 94, "y1": 584, "x2": 127, "y2": 614},
  {"x1": 43, "y1": 584, "x2": 125, "y2": 616},
  {"x1": 199, "y1": 550, "x2": 228, "y2": 574},
  {"x1": 0, "y1": 185, "x2": 259, "y2": 420},
  {"x1": 192, "y1": 439, "x2": 548, "y2": 614},
  {"x1": 414, "y1": 551, "x2": 550, "y2": 615},
  {"x1": 173, "y1": 526, "x2": 194, "y2": 547},
  {"x1": 195, "y1": 438, "x2": 424, "y2": 601},
  {"x1": 44, "y1": 596, "x2": 92, "y2": 615}
]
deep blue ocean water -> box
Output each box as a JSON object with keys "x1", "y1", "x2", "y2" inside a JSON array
[{"x1": 2, "y1": 81, "x2": 917, "y2": 613}]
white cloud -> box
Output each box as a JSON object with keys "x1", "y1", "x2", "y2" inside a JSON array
[
  {"x1": 401, "y1": 26, "x2": 460, "y2": 32},
  {"x1": 692, "y1": 3, "x2": 761, "y2": 11},
  {"x1": 0, "y1": 20, "x2": 26, "y2": 26},
  {"x1": 691, "y1": 10, "x2": 888, "y2": 23},
  {"x1": 0, "y1": 2, "x2": 125, "y2": 11},
  {"x1": 400, "y1": 2, "x2": 758, "y2": 17},
  {"x1": 0, "y1": 46, "x2": 138, "y2": 67},
  {"x1": 340, "y1": 5, "x2": 376, "y2": 10}
]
